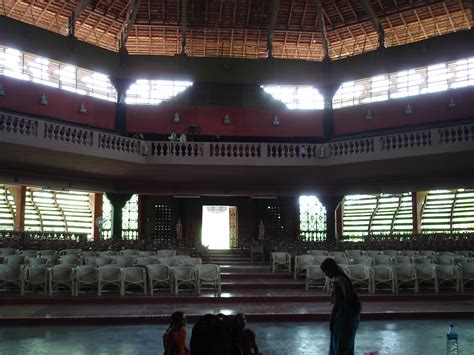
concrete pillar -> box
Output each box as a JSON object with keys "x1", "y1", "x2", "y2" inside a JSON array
[
  {"x1": 110, "y1": 77, "x2": 133, "y2": 135},
  {"x1": 105, "y1": 192, "x2": 133, "y2": 240},
  {"x1": 412, "y1": 191, "x2": 426, "y2": 235},
  {"x1": 317, "y1": 78, "x2": 340, "y2": 140},
  {"x1": 320, "y1": 195, "x2": 345, "y2": 244}
]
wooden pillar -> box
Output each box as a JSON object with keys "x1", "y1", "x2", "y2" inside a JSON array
[
  {"x1": 335, "y1": 202, "x2": 344, "y2": 241},
  {"x1": 105, "y1": 192, "x2": 132, "y2": 240},
  {"x1": 8, "y1": 185, "x2": 26, "y2": 231},
  {"x1": 110, "y1": 77, "x2": 133, "y2": 135},
  {"x1": 138, "y1": 194, "x2": 146, "y2": 239},
  {"x1": 92, "y1": 193, "x2": 103, "y2": 241},
  {"x1": 412, "y1": 191, "x2": 426, "y2": 235},
  {"x1": 320, "y1": 195, "x2": 344, "y2": 244}
]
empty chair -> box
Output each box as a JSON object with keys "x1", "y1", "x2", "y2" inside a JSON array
[
  {"x1": 147, "y1": 264, "x2": 172, "y2": 295},
  {"x1": 455, "y1": 251, "x2": 473, "y2": 258},
  {"x1": 119, "y1": 249, "x2": 139, "y2": 257},
  {"x1": 436, "y1": 255, "x2": 454, "y2": 265},
  {"x1": 394, "y1": 256, "x2": 413, "y2": 264},
  {"x1": 346, "y1": 250, "x2": 365, "y2": 258},
  {"x1": 59, "y1": 255, "x2": 80, "y2": 266},
  {"x1": 158, "y1": 257, "x2": 179, "y2": 266},
  {"x1": 403, "y1": 250, "x2": 418, "y2": 257},
  {"x1": 305, "y1": 265, "x2": 329, "y2": 291},
  {"x1": 271, "y1": 252, "x2": 291, "y2": 273},
  {"x1": 182, "y1": 257, "x2": 202, "y2": 267},
  {"x1": 18, "y1": 250, "x2": 38, "y2": 257},
  {"x1": 41, "y1": 255, "x2": 58, "y2": 266},
  {"x1": 134, "y1": 257, "x2": 157, "y2": 266},
  {"x1": 156, "y1": 250, "x2": 177, "y2": 258},
  {"x1": 123, "y1": 267, "x2": 147, "y2": 295},
  {"x1": 171, "y1": 266, "x2": 198, "y2": 295},
  {"x1": 329, "y1": 251, "x2": 347, "y2": 258},
  {"x1": 195, "y1": 264, "x2": 221, "y2": 296},
  {"x1": 352, "y1": 257, "x2": 375, "y2": 266},
  {"x1": 436, "y1": 265, "x2": 460, "y2": 292},
  {"x1": 83, "y1": 256, "x2": 98, "y2": 266},
  {"x1": 5, "y1": 255, "x2": 25, "y2": 265},
  {"x1": 452, "y1": 255, "x2": 466, "y2": 265},
  {"x1": 373, "y1": 255, "x2": 393, "y2": 265},
  {"x1": 59, "y1": 249, "x2": 81, "y2": 257},
  {"x1": 383, "y1": 250, "x2": 400, "y2": 257},
  {"x1": 137, "y1": 251, "x2": 156, "y2": 257},
  {"x1": 313, "y1": 256, "x2": 330, "y2": 266},
  {"x1": 0, "y1": 264, "x2": 24, "y2": 295},
  {"x1": 414, "y1": 264, "x2": 438, "y2": 293},
  {"x1": 116, "y1": 256, "x2": 135, "y2": 268},
  {"x1": 75, "y1": 265, "x2": 98, "y2": 296},
  {"x1": 98, "y1": 265, "x2": 124, "y2": 296},
  {"x1": 81, "y1": 251, "x2": 97, "y2": 259},
  {"x1": 460, "y1": 263, "x2": 474, "y2": 292},
  {"x1": 24, "y1": 266, "x2": 49, "y2": 295},
  {"x1": 438, "y1": 251, "x2": 456, "y2": 256},
  {"x1": 250, "y1": 244, "x2": 264, "y2": 262},
  {"x1": 394, "y1": 264, "x2": 416, "y2": 293},
  {"x1": 307, "y1": 250, "x2": 329, "y2": 257},
  {"x1": 26, "y1": 257, "x2": 49, "y2": 266},
  {"x1": 365, "y1": 250, "x2": 383, "y2": 258},
  {"x1": 347, "y1": 265, "x2": 372, "y2": 292},
  {"x1": 413, "y1": 256, "x2": 434, "y2": 264},
  {"x1": 333, "y1": 255, "x2": 351, "y2": 266},
  {"x1": 49, "y1": 265, "x2": 75, "y2": 296},
  {"x1": 0, "y1": 248, "x2": 17, "y2": 255},
  {"x1": 38, "y1": 250, "x2": 58, "y2": 258},
  {"x1": 294, "y1": 255, "x2": 314, "y2": 279},
  {"x1": 418, "y1": 250, "x2": 436, "y2": 257},
  {"x1": 371, "y1": 266, "x2": 396, "y2": 293},
  {"x1": 98, "y1": 251, "x2": 118, "y2": 257}
]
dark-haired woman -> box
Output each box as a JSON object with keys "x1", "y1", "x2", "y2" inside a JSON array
[
  {"x1": 163, "y1": 311, "x2": 190, "y2": 355},
  {"x1": 320, "y1": 258, "x2": 361, "y2": 355}
]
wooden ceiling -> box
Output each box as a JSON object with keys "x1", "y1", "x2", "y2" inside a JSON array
[{"x1": 1, "y1": 0, "x2": 472, "y2": 61}]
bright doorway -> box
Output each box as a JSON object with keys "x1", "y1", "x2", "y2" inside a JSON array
[{"x1": 201, "y1": 206, "x2": 238, "y2": 250}]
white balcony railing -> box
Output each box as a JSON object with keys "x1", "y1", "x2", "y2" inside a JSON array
[{"x1": 1, "y1": 111, "x2": 473, "y2": 166}]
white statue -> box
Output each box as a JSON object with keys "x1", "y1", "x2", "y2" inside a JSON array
[
  {"x1": 176, "y1": 219, "x2": 183, "y2": 240},
  {"x1": 258, "y1": 220, "x2": 265, "y2": 241},
  {"x1": 179, "y1": 133, "x2": 187, "y2": 142}
]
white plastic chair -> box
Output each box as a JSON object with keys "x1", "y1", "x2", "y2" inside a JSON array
[
  {"x1": 294, "y1": 255, "x2": 314, "y2": 279},
  {"x1": 383, "y1": 250, "x2": 400, "y2": 257},
  {"x1": 59, "y1": 255, "x2": 80, "y2": 266},
  {"x1": 75, "y1": 265, "x2": 98, "y2": 296},
  {"x1": 38, "y1": 250, "x2": 57, "y2": 258},
  {"x1": 135, "y1": 257, "x2": 157, "y2": 266},
  {"x1": 394, "y1": 256, "x2": 413, "y2": 264},
  {"x1": 156, "y1": 250, "x2": 177, "y2": 258},
  {"x1": 413, "y1": 256, "x2": 434, "y2": 265},
  {"x1": 271, "y1": 252, "x2": 291, "y2": 272},
  {"x1": 307, "y1": 250, "x2": 329, "y2": 257},
  {"x1": 346, "y1": 250, "x2": 365, "y2": 258},
  {"x1": 147, "y1": 264, "x2": 172, "y2": 295},
  {"x1": 98, "y1": 265, "x2": 124, "y2": 296},
  {"x1": 436, "y1": 255, "x2": 455, "y2": 265},
  {"x1": 250, "y1": 244, "x2": 264, "y2": 262},
  {"x1": 171, "y1": 265, "x2": 198, "y2": 295},
  {"x1": 373, "y1": 255, "x2": 393, "y2": 265},
  {"x1": 329, "y1": 251, "x2": 347, "y2": 258},
  {"x1": 42, "y1": 255, "x2": 59, "y2": 266},
  {"x1": 0, "y1": 248, "x2": 17, "y2": 255},
  {"x1": 436, "y1": 265, "x2": 460, "y2": 292},
  {"x1": 333, "y1": 255, "x2": 351, "y2": 266},
  {"x1": 418, "y1": 250, "x2": 436, "y2": 257},
  {"x1": 352, "y1": 257, "x2": 375, "y2": 266},
  {"x1": 123, "y1": 267, "x2": 147, "y2": 295},
  {"x1": 182, "y1": 257, "x2": 202, "y2": 266},
  {"x1": 460, "y1": 263, "x2": 474, "y2": 292},
  {"x1": 195, "y1": 264, "x2": 221, "y2": 296},
  {"x1": 365, "y1": 250, "x2": 383, "y2": 258},
  {"x1": 59, "y1": 249, "x2": 81, "y2": 257},
  {"x1": 119, "y1": 249, "x2": 139, "y2": 257},
  {"x1": 455, "y1": 251, "x2": 473, "y2": 258},
  {"x1": 81, "y1": 251, "x2": 97, "y2": 260},
  {"x1": 137, "y1": 251, "x2": 156, "y2": 257},
  {"x1": 371, "y1": 266, "x2": 396, "y2": 293},
  {"x1": 394, "y1": 264, "x2": 415, "y2": 293},
  {"x1": 0, "y1": 264, "x2": 24, "y2": 295},
  {"x1": 403, "y1": 250, "x2": 418, "y2": 257},
  {"x1": 26, "y1": 257, "x2": 49, "y2": 266},
  {"x1": 24, "y1": 266, "x2": 49, "y2": 295},
  {"x1": 98, "y1": 251, "x2": 118, "y2": 257},
  {"x1": 347, "y1": 265, "x2": 372, "y2": 292},
  {"x1": 305, "y1": 265, "x2": 329, "y2": 291},
  {"x1": 116, "y1": 256, "x2": 136, "y2": 267},
  {"x1": 6, "y1": 255, "x2": 25, "y2": 265},
  {"x1": 18, "y1": 250, "x2": 38, "y2": 257},
  {"x1": 414, "y1": 264, "x2": 438, "y2": 293},
  {"x1": 49, "y1": 265, "x2": 75, "y2": 296},
  {"x1": 313, "y1": 256, "x2": 330, "y2": 266}
]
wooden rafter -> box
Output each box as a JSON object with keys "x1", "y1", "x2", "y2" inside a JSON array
[
  {"x1": 68, "y1": 0, "x2": 92, "y2": 37},
  {"x1": 181, "y1": 0, "x2": 187, "y2": 54},
  {"x1": 267, "y1": 0, "x2": 280, "y2": 57},
  {"x1": 119, "y1": 0, "x2": 142, "y2": 50},
  {"x1": 315, "y1": 0, "x2": 328, "y2": 59},
  {"x1": 362, "y1": 0, "x2": 385, "y2": 47}
]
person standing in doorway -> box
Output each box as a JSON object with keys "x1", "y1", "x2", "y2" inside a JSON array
[{"x1": 320, "y1": 258, "x2": 361, "y2": 355}]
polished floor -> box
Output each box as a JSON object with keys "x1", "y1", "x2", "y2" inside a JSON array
[{"x1": 0, "y1": 319, "x2": 473, "y2": 355}]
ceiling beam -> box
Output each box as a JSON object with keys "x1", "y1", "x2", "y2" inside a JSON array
[
  {"x1": 181, "y1": 0, "x2": 187, "y2": 54},
  {"x1": 362, "y1": 0, "x2": 385, "y2": 48},
  {"x1": 119, "y1": 0, "x2": 142, "y2": 51},
  {"x1": 68, "y1": 0, "x2": 92, "y2": 37},
  {"x1": 315, "y1": 0, "x2": 329, "y2": 60},
  {"x1": 267, "y1": 0, "x2": 279, "y2": 58}
]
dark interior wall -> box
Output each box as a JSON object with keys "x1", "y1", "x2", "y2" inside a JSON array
[
  {"x1": 140, "y1": 195, "x2": 300, "y2": 247},
  {"x1": 333, "y1": 87, "x2": 474, "y2": 136}
]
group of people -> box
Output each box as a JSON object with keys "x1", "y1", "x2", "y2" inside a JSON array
[{"x1": 163, "y1": 258, "x2": 361, "y2": 355}]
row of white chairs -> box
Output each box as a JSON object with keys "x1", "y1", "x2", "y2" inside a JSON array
[
  {"x1": 306, "y1": 249, "x2": 473, "y2": 258},
  {"x1": 0, "y1": 254, "x2": 202, "y2": 268},
  {"x1": 305, "y1": 263, "x2": 474, "y2": 293},
  {"x1": 0, "y1": 248, "x2": 177, "y2": 258},
  {"x1": 0, "y1": 264, "x2": 221, "y2": 297},
  {"x1": 292, "y1": 254, "x2": 474, "y2": 279}
]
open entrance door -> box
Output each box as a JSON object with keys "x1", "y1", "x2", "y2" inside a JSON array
[{"x1": 201, "y1": 206, "x2": 237, "y2": 250}]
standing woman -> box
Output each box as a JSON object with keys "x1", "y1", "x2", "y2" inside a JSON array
[
  {"x1": 320, "y1": 258, "x2": 361, "y2": 355},
  {"x1": 163, "y1": 311, "x2": 190, "y2": 355}
]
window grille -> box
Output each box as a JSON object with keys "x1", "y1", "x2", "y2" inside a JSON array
[
  {"x1": 0, "y1": 45, "x2": 117, "y2": 102},
  {"x1": 299, "y1": 195, "x2": 326, "y2": 241},
  {"x1": 153, "y1": 204, "x2": 172, "y2": 241},
  {"x1": 261, "y1": 85, "x2": 324, "y2": 110},
  {"x1": 101, "y1": 194, "x2": 139, "y2": 239},
  {"x1": 126, "y1": 80, "x2": 193, "y2": 105},
  {"x1": 333, "y1": 57, "x2": 474, "y2": 108},
  {"x1": 263, "y1": 205, "x2": 286, "y2": 240}
]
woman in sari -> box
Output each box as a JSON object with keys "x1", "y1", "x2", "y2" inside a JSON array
[{"x1": 320, "y1": 258, "x2": 361, "y2": 355}]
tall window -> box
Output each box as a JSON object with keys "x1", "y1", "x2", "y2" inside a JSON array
[
  {"x1": 263, "y1": 205, "x2": 286, "y2": 240},
  {"x1": 126, "y1": 80, "x2": 193, "y2": 105},
  {"x1": 101, "y1": 194, "x2": 139, "y2": 239},
  {"x1": 154, "y1": 204, "x2": 173, "y2": 242},
  {"x1": 0, "y1": 185, "x2": 16, "y2": 230},
  {"x1": 299, "y1": 196, "x2": 326, "y2": 241}
]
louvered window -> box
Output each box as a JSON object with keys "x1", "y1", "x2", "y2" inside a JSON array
[
  {"x1": 261, "y1": 85, "x2": 324, "y2": 109},
  {"x1": 0, "y1": 185, "x2": 15, "y2": 230},
  {"x1": 126, "y1": 80, "x2": 193, "y2": 105}
]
